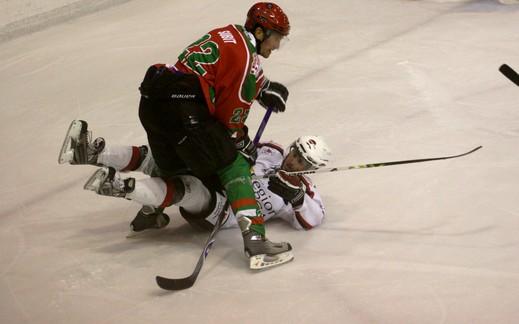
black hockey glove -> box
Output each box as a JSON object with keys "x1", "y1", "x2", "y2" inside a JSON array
[
  {"x1": 139, "y1": 64, "x2": 172, "y2": 99},
  {"x1": 268, "y1": 170, "x2": 305, "y2": 208},
  {"x1": 233, "y1": 126, "x2": 257, "y2": 165},
  {"x1": 257, "y1": 80, "x2": 289, "y2": 113}
]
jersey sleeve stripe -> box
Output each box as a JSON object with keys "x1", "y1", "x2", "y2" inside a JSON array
[
  {"x1": 295, "y1": 211, "x2": 313, "y2": 230},
  {"x1": 300, "y1": 177, "x2": 315, "y2": 199},
  {"x1": 258, "y1": 142, "x2": 284, "y2": 155},
  {"x1": 232, "y1": 25, "x2": 253, "y2": 105}
]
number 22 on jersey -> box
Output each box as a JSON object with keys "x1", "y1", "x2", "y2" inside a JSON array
[{"x1": 178, "y1": 34, "x2": 219, "y2": 76}]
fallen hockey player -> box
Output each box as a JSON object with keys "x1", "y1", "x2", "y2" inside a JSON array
[{"x1": 59, "y1": 120, "x2": 331, "y2": 235}]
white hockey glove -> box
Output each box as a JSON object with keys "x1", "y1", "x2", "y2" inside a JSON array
[
  {"x1": 268, "y1": 170, "x2": 305, "y2": 208},
  {"x1": 257, "y1": 80, "x2": 289, "y2": 113}
]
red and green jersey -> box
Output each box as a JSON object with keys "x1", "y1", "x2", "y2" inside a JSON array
[
  {"x1": 174, "y1": 24, "x2": 266, "y2": 131},
  {"x1": 174, "y1": 24, "x2": 268, "y2": 235}
]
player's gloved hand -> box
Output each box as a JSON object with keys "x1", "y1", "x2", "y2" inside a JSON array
[
  {"x1": 139, "y1": 64, "x2": 170, "y2": 99},
  {"x1": 257, "y1": 80, "x2": 289, "y2": 113},
  {"x1": 234, "y1": 126, "x2": 257, "y2": 165},
  {"x1": 268, "y1": 170, "x2": 305, "y2": 208}
]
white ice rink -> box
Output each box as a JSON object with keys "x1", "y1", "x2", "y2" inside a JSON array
[{"x1": 1, "y1": 0, "x2": 519, "y2": 323}]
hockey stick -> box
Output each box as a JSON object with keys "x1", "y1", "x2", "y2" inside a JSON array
[
  {"x1": 254, "y1": 146, "x2": 482, "y2": 179},
  {"x1": 253, "y1": 107, "x2": 274, "y2": 145},
  {"x1": 499, "y1": 64, "x2": 519, "y2": 87},
  {"x1": 156, "y1": 109, "x2": 274, "y2": 291},
  {"x1": 156, "y1": 201, "x2": 228, "y2": 290}
]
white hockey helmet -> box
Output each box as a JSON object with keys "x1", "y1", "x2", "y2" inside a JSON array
[{"x1": 289, "y1": 135, "x2": 331, "y2": 169}]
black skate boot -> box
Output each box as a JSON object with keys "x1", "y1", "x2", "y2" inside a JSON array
[
  {"x1": 238, "y1": 216, "x2": 294, "y2": 270},
  {"x1": 129, "y1": 206, "x2": 170, "y2": 233},
  {"x1": 83, "y1": 167, "x2": 135, "y2": 197},
  {"x1": 58, "y1": 120, "x2": 105, "y2": 165}
]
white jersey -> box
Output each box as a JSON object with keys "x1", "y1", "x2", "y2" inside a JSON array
[{"x1": 221, "y1": 142, "x2": 326, "y2": 230}]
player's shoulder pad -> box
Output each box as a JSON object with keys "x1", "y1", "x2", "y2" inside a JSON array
[{"x1": 257, "y1": 141, "x2": 284, "y2": 156}]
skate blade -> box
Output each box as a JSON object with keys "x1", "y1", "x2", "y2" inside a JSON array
[
  {"x1": 58, "y1": 120, "x2": 84, "y2": 164},
  {"x1": 249, "y1": 251, "x2": 294, "y2": 270},
  {"x1": 126, "y1": 218, "x2": 170, "y2": 238},
  {"x1": 125, "y1": 225, "x2": 151, "y2": 238},
  {"x1": 125, "y1": 226, "x2": 165, "y2": 238},
  {"x1": 126, "y1": 229, "x2": 154, "y2": 238},
  {"x1": 126, "y1": 230, "x2": 141, "y2": 238},
  {"x1": 83, "y1": 168, "x2": 109, "y2": 192}
]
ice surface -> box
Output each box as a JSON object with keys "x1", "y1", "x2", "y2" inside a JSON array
[{"x1": 1, "y1": 0, "x2": 518, "y2": 323}]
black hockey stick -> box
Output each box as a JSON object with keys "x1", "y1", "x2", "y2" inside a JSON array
[
  {"x1": 254, "y1": 146, "x2": 482, "y2": 178},
  {"x1": 156, "y1": 202, "x2": 227, "y2": 290},
  {"x1": 499, "y1": 64, "x2": 519, "y2": 87}
]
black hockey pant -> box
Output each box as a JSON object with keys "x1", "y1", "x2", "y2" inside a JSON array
[{"x1": 138, "y1": 95, "x2": 237, "y2": 179}]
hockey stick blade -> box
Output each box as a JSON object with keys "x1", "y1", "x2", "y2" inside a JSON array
[
  {"x1": 156, "y1": 239, "x2": 215, "y2": 290},
  {"x1": 255, "y1": 146, "x2": 482, "y2": 178},
  {"x1": 499, "y1": 64, "x2": 519, "y2": 87},
  {"x1": 155, "y1": 201, "x2": 228, "y2": 291}
]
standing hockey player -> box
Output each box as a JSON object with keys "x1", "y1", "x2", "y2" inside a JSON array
[{"x1": 59, "y1": 3, "x2": 293, "y2": 269}]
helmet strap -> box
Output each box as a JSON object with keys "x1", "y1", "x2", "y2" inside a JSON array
[{"x1": 252, "y1": 25, "x2": 268, "y2": 54}]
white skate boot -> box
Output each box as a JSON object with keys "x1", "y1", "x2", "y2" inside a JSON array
[
  {"x1": 83, "y1": 167, "x2": 135, "y2": 197},
  {"x1": 238, "y1": 216, "x2": 294, "y2": 270},
  {"x1": 58, "y1": 120, "x2": 105, "y2": 165}
]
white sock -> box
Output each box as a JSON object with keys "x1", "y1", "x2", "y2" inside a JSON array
[
  {"x1": 97, "y1": 145, "x2": 134, "y2": 171},
  {"x1": 176, "y1": 175, "x2": 211, "y2": 214},
  {"x1": 125, "y1": 177, "x2": 167, "y2": 206}
]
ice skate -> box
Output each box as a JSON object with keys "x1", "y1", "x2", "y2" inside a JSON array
[
  {"x1": 238, "y1": 217, "x2": 294, "y2": 270},
  {"x1": 58, "y1": 119, "x2": 105, "y2": 165},
  {"x1": 83, "y1": 167, "x2": 135, "y2": 197},
  {"x1": 127, "y1": 206, "x2": 170, "y2": 237}
]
